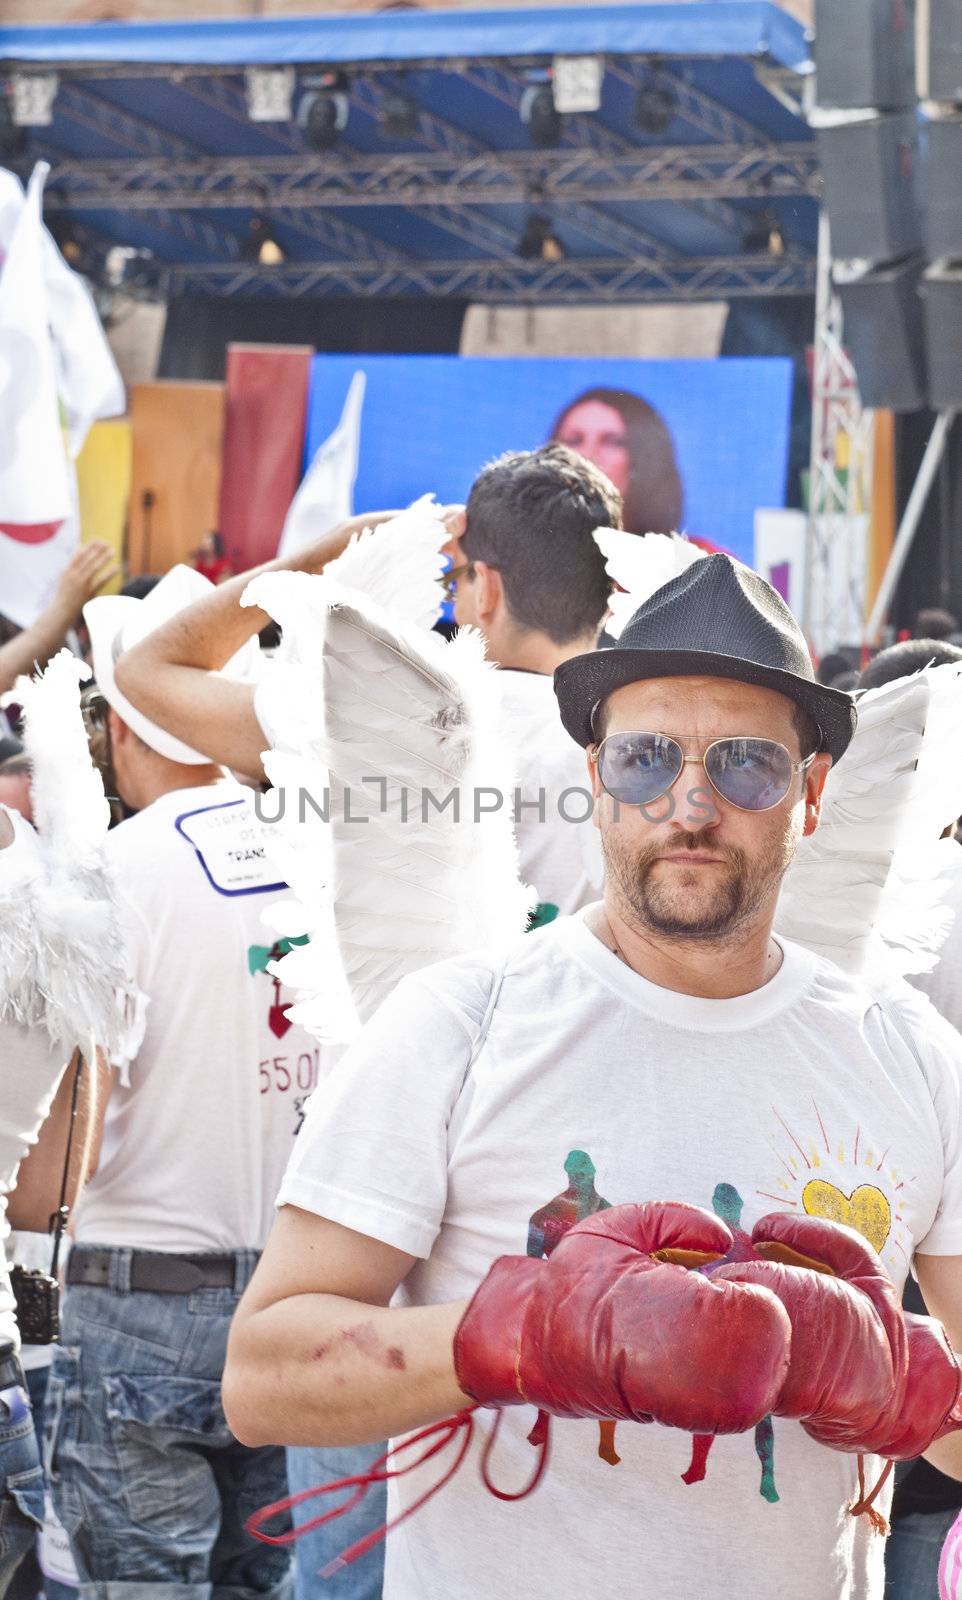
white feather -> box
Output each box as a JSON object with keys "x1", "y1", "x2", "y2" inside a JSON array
[
  {"x1": 322, "y1": 496, "x2": 449, "y2": 633},
  {"x1": 775, "y1": 663, "x2": 962, "y2": 979},
  {"x1": 593, "y1": 527, "x2": 708, "y2": 640},
  {"x1": 244, "y1": 572, "x2": 533, "y2": 1042},
  {"x1": 1, "y1": 650, "x2": 141, "y2": 1058}
]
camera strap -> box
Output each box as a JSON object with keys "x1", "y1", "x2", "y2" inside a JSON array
[{"x1": 49, "y1": 1053, "x2": 84, "y2": 1280}]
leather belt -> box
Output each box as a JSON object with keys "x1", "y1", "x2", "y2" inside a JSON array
[
  {"x1": 0, "y1": 1342, "x2": 24, "y2": 1390},
  {"x1": 67, "y1": 1250, "x2": 238, "y2": 1294}
]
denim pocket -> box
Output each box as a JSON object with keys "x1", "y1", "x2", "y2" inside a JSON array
[
  {"x1": 103, "y1": 1373, "x2": 233, "y2": 1532},
  {"x1": 3, "y1": 1463, "x2": 44, "y2": 1531}
]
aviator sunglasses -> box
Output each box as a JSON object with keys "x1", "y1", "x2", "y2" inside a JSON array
[{"x1": 591, "y1": 730, "x2": 817, "y2": 814}]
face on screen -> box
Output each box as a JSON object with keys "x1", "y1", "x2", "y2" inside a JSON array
[{"x1": 554, "y1": 398, "x2": 630, "y2": 499}]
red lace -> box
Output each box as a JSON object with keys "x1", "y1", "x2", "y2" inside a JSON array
[{"x1": 245, "y1": 1407, "x2": 551, "y2": 1575}]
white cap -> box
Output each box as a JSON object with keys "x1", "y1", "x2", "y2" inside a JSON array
[{"x1": 85, "y1": 565, "x2": 254, "y2": 765}]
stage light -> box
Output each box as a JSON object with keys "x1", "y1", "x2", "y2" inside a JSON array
[
  {"x1": 520, "y1": 84, "x2": 562, "y2": 149},
  {"x1": 552, "y1": 55, "x2": 603, "y2": 115},
  {"x1": 10, "y1": 73, "x2": 58, "y2": 127},
  {"x1": 104, "y1": 245, "x2": 158, "y2": 290},
  {"x1": 298, "y1": 86, "x2": 349, "y2": 152},
  {"x1": 240, "y1": 215, "x2": 286, "y2": 265},
  {"x1": 744, "y1": 206, "x2": 785, "y2": 257},
  {"x1": 518, "y1": 212, "x2": 566, "y2": 262},
  {"x1": 381, "y1": 89, "x2": 419, "y2": 140},
  {"x1": 245, "y1": 66, "x2": 295, "y2": 123},
  {"x1": 633, "y1": 84, "x2": 676, "y2": 136}
]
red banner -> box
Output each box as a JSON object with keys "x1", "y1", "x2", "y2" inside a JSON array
[{"x1": 218, "y1": 343, "x2": 312, "y2": 574}]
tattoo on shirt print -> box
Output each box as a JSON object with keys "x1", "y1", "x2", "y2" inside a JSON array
[
  {"x1": 248, "y1": 934, "x2": 318, "y2": 1134},
  {"x1": 526, "y1": 1133, "x2": 907, "y2": 1505}
]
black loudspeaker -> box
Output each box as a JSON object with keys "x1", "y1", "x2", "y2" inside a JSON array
[
  {"x1": 929, "y1": 0, "x2": 962, "y2": 102},
  {"x1": 817, "y1": 114, "x2": 921, "y2": 261},
  {"x1": 921, "y1": 265, "x2": 962, "y2": 406},
  {"x1": 925, "y1": 116, "x2": 962, "y2": 254},
  {"x1": 815, "y1": 0, "x2": 916, "y2": 111},
  {"x1": 836, "y1": 255, "x2": 927, "y2": 410}
]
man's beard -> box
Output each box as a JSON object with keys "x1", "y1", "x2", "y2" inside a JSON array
[{"x1": 601, "y1": 823, "x2": 797, "y2": 943}]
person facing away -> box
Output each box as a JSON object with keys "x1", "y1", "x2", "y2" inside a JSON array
[
  {"x1": 222, "y1": 554, "x2": 962, "y2": 1600},
  {"x1": 442, "y1": 442, "x2": 623, "y2": 924},
  {"x1": 44, "y1": 571, "x2": 319, "y2": 1598}
]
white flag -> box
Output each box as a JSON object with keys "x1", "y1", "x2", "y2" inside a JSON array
[
  {"x1": 0, "y1": 162, "x2": 72, "y2": 536},
  {"x1": 0, "y1": 164, "x2": 125, "y2": 456},
  {"x1": 277, "y1": 369, "x2": 366, "y2": 559}
]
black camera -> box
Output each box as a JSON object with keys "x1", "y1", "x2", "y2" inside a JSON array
[{"x1": 10, "y1": 1265, "x2": 60, "y2": 1345}]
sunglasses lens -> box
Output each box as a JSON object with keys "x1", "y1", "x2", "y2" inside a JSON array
[
  {"x1": 705, "y1": 739, "x2": 793, "y2": 811},
  {"x1": 597, "y1": 733, "x2": 682, "y2": 806}
]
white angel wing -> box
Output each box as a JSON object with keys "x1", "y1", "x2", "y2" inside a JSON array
[
  {"x1": 322, "y1": 496, "x2": 449, "y2": 633},
  {"x1": 775, "y1": 662, "x2": 962, "y2": 980},
  {"x1": 244, "y1": 572, "x2": 533, "y2": 1041},
  {"x1": 2, "y1": 650, "x2": 138, "y2": 1057},
  {"x1": 593, "y1": 527, "x2": 707, "y2": 640}
]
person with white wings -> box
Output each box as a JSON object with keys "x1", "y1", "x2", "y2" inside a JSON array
[
  {"x1": 205, "y1": 554, "x2": 962, "y2": 1600},
  {"x1": 438, "y1": 444, "x2": 622, "y2": 925},
  {"x1": 0, "y1": 651, "x2": 129, "y2": 1597},
  {"x1": 41, "y1": 569, "x2": 321, "y2": 1598}
]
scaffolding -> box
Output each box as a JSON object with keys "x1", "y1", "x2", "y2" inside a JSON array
[{"x1": 802, "y1": 211, "x2": 875, "y2": 657}]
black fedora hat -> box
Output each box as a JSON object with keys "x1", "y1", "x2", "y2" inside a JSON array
[{"x1": 554, "y1": 554, "x2": 856, "y2": 764}]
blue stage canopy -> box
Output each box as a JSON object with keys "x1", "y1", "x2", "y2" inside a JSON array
[
  {"x1": 0, "y1": 5, "x2": 809, "y2": 71},
  {"x1": 0, "y1": 3, "x2": 818, "y2": 303}
]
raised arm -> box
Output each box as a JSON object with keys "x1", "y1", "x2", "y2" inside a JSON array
[
  {"x1": 0, "y1": 542, "x2": 118, "y2": 695},
  {"x1": 113, "y1": 512, "x2": 399, "y2": 780},
  {"x1": 223, "y1": 1204, "x2": 469, "y2": 1449}
]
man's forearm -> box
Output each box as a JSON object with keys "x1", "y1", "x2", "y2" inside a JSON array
[
  {"x1": 925, "y1": 1431, "x2": 962, "y2": 1481},
  {"x1": 0, "y1": 604, "x2": 74, "y2": 695},
  {"x1": 224, "y1": 1292, "x2": 469, "y2": 1449}
]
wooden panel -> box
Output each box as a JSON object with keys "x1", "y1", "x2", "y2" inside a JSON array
[{"x1": 128, "y1": 382, "x2": 224, "y2": 577}]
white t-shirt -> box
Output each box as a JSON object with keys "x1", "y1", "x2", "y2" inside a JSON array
[
  {"x1": 497, "y1": 670, "x2": 603, "y2": 923},
  {"x1": 278, "y1": 912, "x2": 962, "y2": 1600},
  {"x1": 74, "y1": 781, "x2": 321, "y2": 1253},
  {"x1": 0, "y1": 809, "x2": 72, "y2": 1351}
]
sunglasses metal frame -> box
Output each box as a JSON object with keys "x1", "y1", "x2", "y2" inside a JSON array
[
  {"x1": 436, "y1": 562, "x2": 475, "y2": 601},
  {"x1": 589, "y1": 730, "x2": 816, "y2": 813}
]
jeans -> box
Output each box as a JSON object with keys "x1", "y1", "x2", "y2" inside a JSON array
[
  {"x1": 885, "y1": 1506, "x2": 960, "y2": 1600},
  {"x1": 0, "y1": 1363, "x2": 43, "y2": 1599},
  {"x1": 285, "y1": 1446, "x2": 385, "y2": 1600},
  {"x1": 45, "y1": 1247, "x2": 294, "y2": 1599}
]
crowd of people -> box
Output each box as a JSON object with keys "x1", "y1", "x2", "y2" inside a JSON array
[{"x1": 2, "y1": 440, "x2": 962, "y2": 1600}]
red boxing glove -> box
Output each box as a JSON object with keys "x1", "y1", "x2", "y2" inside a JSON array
[
  {"x1": 868, "y1": 1313, "x2": 962, "y2": 1460},
  {"x1": 713, "y1": 1213, "x2": 928, "y2": 1454},
  {"x1": 454, "y1": 1201, "x2": 792, "y2": 1436}
]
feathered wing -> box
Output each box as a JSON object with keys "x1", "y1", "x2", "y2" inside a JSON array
[
  {"x1": 775, "y1": 663, "x2": 962, "y2": 980},
  {"x1": 593, "y1": 528, "x2": 707, "y2": 640},
  {"x1": 1, "y1": 650, "x2": 141, "y2": 1060},
  {"x1": 244, "y1": 572, "x2": 533, "y2": 1041},
  {"x1": 322, "y1": 496, "x2": 449, "y2": 633}
]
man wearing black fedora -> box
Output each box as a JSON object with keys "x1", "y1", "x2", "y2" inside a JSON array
[{"x1": 226, "y1": 555, "x2": 962, "y2": 1600}]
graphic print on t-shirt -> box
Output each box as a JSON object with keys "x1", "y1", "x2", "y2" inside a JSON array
[
  {"x1": 531, "y1": 1142, "x2": 907, "y2": 1507},
  {"x1": 247, "y1": 935, "x2": 309, "y2": 1040},
  {"x1": 757, "y1": 1100, "x2": 909, "y2": 1275},
  {"x1": 526, "y1": 1152, "x2": 619, "y2": 1465}
]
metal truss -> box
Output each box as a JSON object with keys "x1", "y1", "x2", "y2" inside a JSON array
[
  {"x1": 41, "y1": 143, "x2": 819, "y2": 212},
  {"x1": 802, "y1": 211, "x2": 875, "y2": 656},
  {"x1": 165, "y1": 252, "x2": 815, "y2": 302}
]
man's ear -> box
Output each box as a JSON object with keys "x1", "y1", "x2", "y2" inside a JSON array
[
  {"x1": 471, "y1": 561, "x2": 502, "y2": 625},
  {"x1": 107, "y1": 706, "x2": 129, "y2": 747},
  {"x1": 802, "y1": 752, "x2": 833, "y2": 837}
]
